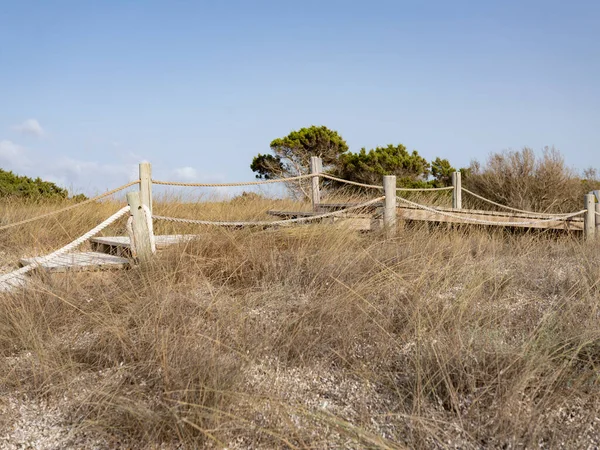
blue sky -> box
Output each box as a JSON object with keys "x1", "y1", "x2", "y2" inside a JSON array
[{"x1": 1, "y1": 0, "x2": 599, "y2": 195}]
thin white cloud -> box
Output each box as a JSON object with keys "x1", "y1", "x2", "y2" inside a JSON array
[
  {"x1": 51, "y1": 157, "x2": 136, "y2": 184},
  {"x1": 0, "y1": 140, "x2": 31, "y2": 170},
  {"x1": 172, "y1": 166, "x2": 198, "y2": 181},
  {"x1": 12, "y1": 119, "x2": 45, "y2": 138},
  {"x1": 37, "y1": 158, "x2": 142, "y2": 195},
  {"x1": 166, "y1": 166, "x2": 237, "y2": 198}
]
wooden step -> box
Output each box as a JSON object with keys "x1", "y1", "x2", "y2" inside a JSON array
[
  {"x1": 268, "y1": 205, "x2": 383, "y2": 219},
  {"x1": 20, "y1": 251, "x2": 130, "y2": 273},
  {"x1": 90, "y1": 234, "x2": 198, "y2": 255}
]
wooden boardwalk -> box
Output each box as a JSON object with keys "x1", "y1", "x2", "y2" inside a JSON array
[
  {"x1": 14, "y1": 206, "x2": 585, "y2": 276},
  {"x1": 268, "y1": 203, "x2": 584, "y2": 231},
  {"x1": 396, "y1": 205, "x2": 584, "y2": 231},
  {"x1": 20, "y1": 252, "x2": 130, "y2": 273},
  {"x1": 91, "y1": 234, "x2": 197, "y2": 255},
  {"x1": 19, "y1": 234, "x2": 198, "y2": 273},
  {"x1": 3, "y1": 163, "x2": 593, "y2": 293}
]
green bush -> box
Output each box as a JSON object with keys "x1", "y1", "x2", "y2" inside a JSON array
[
  {"x1": 334, "y1": 145, "x2": 456, "y2": 189},
  {"x1": 0, "y1": 169, "x2": 69, "y2": 199}
]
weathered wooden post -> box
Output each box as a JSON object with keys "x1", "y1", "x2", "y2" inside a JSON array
[
  {"x1": 452, "y1": 171, "x2": 462, "y2": 210},
  {"x1": 383, "y1": 175, "x2": 397, "y2": 237},
  {"x1": 595, "y1": 191, "x2": 600, "y2": 235},
  {"x1": 310, "y1": 156, "x2": 322, "y2": 212},
  {"x1": 127, "y1": 191, "x2": 154, "y2": 263},
  {"x1": 139, "y1": 161, "x2": 152, "y2": 214},
  {"x1": 584, "y1": 193, "x2": 595, "y2": 241}
]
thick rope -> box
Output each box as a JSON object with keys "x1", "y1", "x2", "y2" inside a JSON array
[
  {"x1": 396, "y1": 185, "x2": 454, "y2": 192},
  {"x1": 0, "y1": 181, "x2": 139, "y2": 232},
  {"x1": 154, "y1": 173, "x2": 452, "y2": 193},
  {"x1": 0, "y1": 206, "x2": 130, "y2": 285},
  {"x1": 319, "y1": 174, "x2": 451, "y2": 191},
  {"x1": 318, "y1": 174, "x2": 383, "y2": 190},
  {"x1": 396, "y1": 196, "x2": 585, "y2": 227},
  {"x1": 153, "y1": 197, "x2": 385, "y2": 227},
  {"x1": 461, "y1": 187, "x2": 575, "y2": 217},
  {"x1": 152, "y1": 174, "x2": 314, "y2": 187}
]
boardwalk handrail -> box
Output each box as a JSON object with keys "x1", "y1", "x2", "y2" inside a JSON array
[
  {"x1": 461, "y1": 187, "x2": 577, "y2": 217},
  {"x1": 396, "y1": 195, "x2": 586, "y2": 227},
  {"x1": 0, "y1": 168, "x2": 589, "y2": 232},
  {"x1": 1, "y1": 163, "x2": 595, "y2": 291},
  {"x1": 318, "y1": 173, "x2": 382, "y2": 190},
  {"x1": 151, "y1": 167, "x2": 592, "y2": 226},
  {"x1": 153, "y1": 173, "x2": 454, "y2": 193},
  {"x1": 0, "y1": 162, "x2": 584, "y2": 233},
  {"x1": 153, "y1": 197, "x2": 385, "y2": 227},
  {"x1": 318, "y1": 173, "x2": 454, "y2": 192},
  {"x1": 152, "y1": 173, "x2": 315, "y2": 187}
]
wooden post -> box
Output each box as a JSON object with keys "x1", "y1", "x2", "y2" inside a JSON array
[
  {"x1": 592, "y1": 190, "x2": 600, "y2": 235},
  {"x1": 452, "y1": 172, "x2": 462, "y2": 210},
  {"x1": 310, "y1": 156, "x2": 322, "y2": 212},
  {"x1": 383, "y1": 175, "x2": 397, "y2": 237},
  {"x1": 584, "y1": 193, "x2": 595, "y2": 241},
  {"x1": 139, "y1": 161, "x2": 152, "y2": 214},
  {"x1": 127, "y1": 191, "x2": 154, "y2": 263}
]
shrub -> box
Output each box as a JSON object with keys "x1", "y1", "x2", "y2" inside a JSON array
[
  {"x1": 0, "y1": 168, "x2": 68, "y2": 200},
  {"x1": 464, "y1": 147, "x2": 598, "y2": 213}
]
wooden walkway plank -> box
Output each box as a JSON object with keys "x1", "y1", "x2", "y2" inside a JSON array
[
  {"x1": 267, "y1": 205, "x2": 583, "y2": 231},
  {"x1": 91, "y1": 234, "x2": 199, "y2": 254},
  {"x1": 11, "y1": 235, "x2": 200, "y2": 278},
  {"x1": 20, "y1": 252, "x2": 130, "y2": 273},
  {"x1": 398, "y1": 204, "x2": 583, "y2": 220},
  {"x1": 8, "y1": 198, "x2": 584, "y2": 284},
  {"x1": 397, "y1": 207, "x2": 583, "y2": 231}
]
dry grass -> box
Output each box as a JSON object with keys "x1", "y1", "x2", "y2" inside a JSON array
[{"x1": 1, "y1": 195, "x2": 600, "y2": 449}]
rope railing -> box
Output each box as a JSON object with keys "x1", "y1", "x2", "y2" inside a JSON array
[
  {"x1": 153, "y1": 197, "x2": 385, "y2": 227},
  {"x1": 397, "y1": 185, "x2": 454, "y2": 192},
  {"x1": 0, "y1": 206, "x2": 130, "y2": 287},
  {"x1": 461, "y1": 187, "x2": 576, "y2": 217},
  {"x1": 154, "y1": 173, "x2": 454, "y2": 193},
  {"x1": 396, "y1": 196, "x2": 586, "y2": 227},
  {"x1": 318, "y1": 174, "x2": 383, "y2": 190},
  {"x1": 0, "y1": 181, "x2": 139, "y2": 232},
  {"x1": 151, "y1": 174, "x2": 315, "y2": 187},
  {"x1": 2, "y1": 160, "x2": 596, "y2": 290},
  {"x1": 320, "y1": 174, "x2": 453, "y2": 192}
]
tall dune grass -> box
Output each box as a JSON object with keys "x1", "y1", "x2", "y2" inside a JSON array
[{"x1": 1, "y1": 195, "x2": 599, "y2": 448}]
